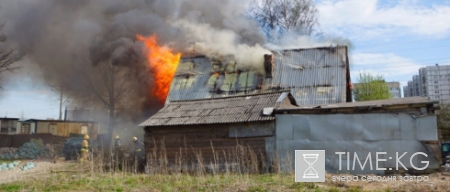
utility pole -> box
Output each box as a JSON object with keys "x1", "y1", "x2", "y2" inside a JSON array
[
  {"x1": 59, "y1": 86, "x2": 64, "y2": 120},
  {"x1": 49, "y1": 84, "x2": 67, "y2": 120}
]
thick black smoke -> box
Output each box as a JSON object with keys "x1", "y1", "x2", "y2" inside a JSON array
[{"x1": 0, "y1": 0, "x2": 268, "y2": 123}]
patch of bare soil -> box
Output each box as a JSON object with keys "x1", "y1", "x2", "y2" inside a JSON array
[
  {"x1": 0, "y1": 158, "x2": 74, "y2": 184},
  {"x1": 326, "y1": 172, "x2": 450, "y2": 191}
]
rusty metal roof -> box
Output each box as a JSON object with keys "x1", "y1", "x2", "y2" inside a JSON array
[
  {"x1": 166, "y1": 46, "x2": 351, "y2": 106},
  {"x1": 140, "y1": 92, "x2": 294, "y2": 127},
  {"x1": 276, "y1": 96, "x2": 438, "y2": 112}
]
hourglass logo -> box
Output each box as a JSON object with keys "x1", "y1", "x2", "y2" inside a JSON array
[{"x1": 295, "y1": 150, "x2": 325, "y2": 182}]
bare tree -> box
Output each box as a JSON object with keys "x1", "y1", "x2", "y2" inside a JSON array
[
  {"x1": 0, "y1": 23, "x2": 23, "y2": 88},
  {"x1": 68, "y1": 58, "x2": 143, "y2": 146},
  {"x1": 249, "y1": 0, "x2": 319, "y2": 40}
]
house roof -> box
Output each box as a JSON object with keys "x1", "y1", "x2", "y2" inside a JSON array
[
  {"x1": 166, "y1": 45, "x2": 351, "y2": 105},
  {"x1": 0, "y1": 117, "x2": 19, "y2": 120},
  {"x1": 276, "y1": 96, "x2": 438, "y2": 113},
  {"x1": 140, "y1": 92, "x2": 296, "y2": 127},
  {"x1": 23, "y1": 119, "x2": 98, "y2": 124}
]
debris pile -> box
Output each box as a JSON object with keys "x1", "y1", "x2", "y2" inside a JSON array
[
  {"x1": 0, "y1": 139, "x2": 50, "y2": 160},
  {"x1": 0, "y1": 161, "x2": 20, "y2": 171},
  {"x1": 20, "y1": 162, "x2": 35, "y2": 171},
  {"x1": 0, "y1": 148, "x2": 19, "y2": 159}
]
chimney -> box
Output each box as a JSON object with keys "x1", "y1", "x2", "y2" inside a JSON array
[{"x1": 264, "y1": 54, "x2": 273, "y2": 78}]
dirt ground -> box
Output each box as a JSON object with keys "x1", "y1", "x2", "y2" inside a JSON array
[
  {"x1": 0, "y1": 158, "x2": 73, "y2": 184},
  {"x1": 324, "y1": 172, "x2": 450, "y2": 191}
]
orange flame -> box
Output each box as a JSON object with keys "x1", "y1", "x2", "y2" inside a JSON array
[{"x1": 136, "y1": 34, "x2": 181, "y2": 103}]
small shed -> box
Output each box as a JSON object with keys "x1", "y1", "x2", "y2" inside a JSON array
[
  {"x1": 140, "y1": 92, "x2": 297, "y2": 172},
  {"x1": 274, "y1": 96, "x2": 441, "y2": 174},
  {"x1": 0, "y1": 118, "x2": 20, "y2": 134},
  {"x1": 21, "y1": 119, "x2": 99, "y2": 139}
]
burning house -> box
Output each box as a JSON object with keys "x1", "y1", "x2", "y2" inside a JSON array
[
  {"x1": 166, "y1": 46, "x2": 352, "y2": 105},
  {"x1": 140, "y1": 45, "x2": 441, "y2": 174}
]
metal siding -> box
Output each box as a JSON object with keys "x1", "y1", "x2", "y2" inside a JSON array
[
  {"x1": 292, "y1": 115, "x2": 310, "y2": 140},
  {"x1": 275, "y1": 139, "x2": 293, "y2": 171},
  {"x1": 165, "y1": 46, "x2": 349, "y2": 105},
  {"x1": 276, "y1": 113, "x2": 440, "y2": 174},
  {"x1": 229, "y1": 122, "x2": 275, "y2": 138},
  {"x1": 275, "y1": 115, "x2": 293, "y2": 140},
  {"x1": 307, "y1": 115, "x2": 328, "y2": 141},
  {"x1": 272, "y1": 47, "x2": 347, "y2": 105},
  {"x1": 342, "y1": 115, "x2": 365, "y2": 141},
  {"x1": 416, "y1": 115, "x2": 438, "y2": 140},
  {"x1": 399, "y1": 114, "x2": 416, "y2": 140}
]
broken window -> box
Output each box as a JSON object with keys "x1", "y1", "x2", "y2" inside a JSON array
[
  {"x1": 238, "y1": 71, "x2": 256, "y2": 92},
  {"x1": 173, "y1": 75, "x2": 196, "y2": 90},
  {"x1": 220, "y1": 73, "x2": 238, "y2": 92}
]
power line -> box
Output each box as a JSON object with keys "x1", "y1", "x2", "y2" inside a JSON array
[{"x1": 352, "y1": 57, "x2": 450, "y2": 66}]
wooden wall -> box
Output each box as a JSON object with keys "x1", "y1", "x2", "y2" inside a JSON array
[
  {"x1": 35, "y1": 121, "x2": 98, "y2": 139},
  {"x1": 144, "y1": 122, "x2": 274, "y2": 172}
]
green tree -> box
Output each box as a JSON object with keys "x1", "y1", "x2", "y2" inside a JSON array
[{"x1": 353, "y1": 72, "x2": 392, "y2": 101}]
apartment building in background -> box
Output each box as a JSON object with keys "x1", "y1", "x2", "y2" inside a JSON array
[
  {"x1": 404, "y1": 64, "x2": 450, "y2": 102},
  {"x1": 386, "y1": 82, "x2": 401, "y2": 98}
]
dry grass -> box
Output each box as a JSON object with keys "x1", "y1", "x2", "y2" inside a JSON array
[
  {"x1": 1, "y1": 142, "x2": 449, "y2": 191},
  {"x1": 2, "y1": 171, "x2": 450, "y2": 192}
]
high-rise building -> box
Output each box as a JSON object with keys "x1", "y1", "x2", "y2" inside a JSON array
[
  {"x1": 403, "y1": 64, "x2": 450, "y2": 102},
  {"x1": 386, "y1": 82, "x2": 401, "y2": 98},
  {"x1": 403, "y1": 86, "x2": 409, "y2": 97}
]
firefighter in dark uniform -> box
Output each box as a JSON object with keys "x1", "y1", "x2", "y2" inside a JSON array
[
  {"x1": 132, "y1": 136, "x2": 145, "y2": 173},
  {"x1": 113, "y1": 135, "x2": 123, "y2": 170}
]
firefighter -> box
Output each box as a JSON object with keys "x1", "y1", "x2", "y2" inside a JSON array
[
  {"x1": 113, "y1": 135, "x2": 123, "y2": 169},
  {"x1": 132, "y1": 136, "x2": 145, "y2": 173},
  {"x1": 80, "y1": 134, "x2": 89, "y2": 163}
]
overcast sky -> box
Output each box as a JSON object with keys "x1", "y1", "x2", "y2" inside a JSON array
[{"x1": 1, "y1": 0, "x2": 450, "y2": 120}]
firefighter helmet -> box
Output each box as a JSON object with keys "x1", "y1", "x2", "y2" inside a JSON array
[{"x1": 84, "y1": 134, "x2": 89, "y2": 139}]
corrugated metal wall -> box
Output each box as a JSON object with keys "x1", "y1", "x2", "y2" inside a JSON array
[
  {"x1": 275, "y1": 113, "x2": 440, "y2": 174},
  {"x1": 166, "y1": 46, "x2": 349, "y2": 105},
  {"x1": 272, "y1": 47, "x2": 348, "y2": 105}
]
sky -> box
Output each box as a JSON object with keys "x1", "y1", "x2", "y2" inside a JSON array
[{"x1": 1, "y1": 0, "x2": 450, "y2": 120}]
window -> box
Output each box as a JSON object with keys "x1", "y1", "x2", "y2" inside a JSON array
[
  {"x1": 435, "y1": 86, "x2": 439, "y2": 89},
  {"x1": 9, "y1": 120, "x2": 17, "y2": 133},
  {"x1": 435, "y1": 81, "x2": 438, "y2": 84},
  {"x1": 436, "y1": 91, "x2": 440, "y2": 94}
]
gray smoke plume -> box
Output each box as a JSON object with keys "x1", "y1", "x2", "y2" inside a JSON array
[
  {"x1": 0, "y1": 0, "x2": 351, "y2": 127},
  {"x1": 0, "y1": 0, "x2": 268, "y2": 123}
]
